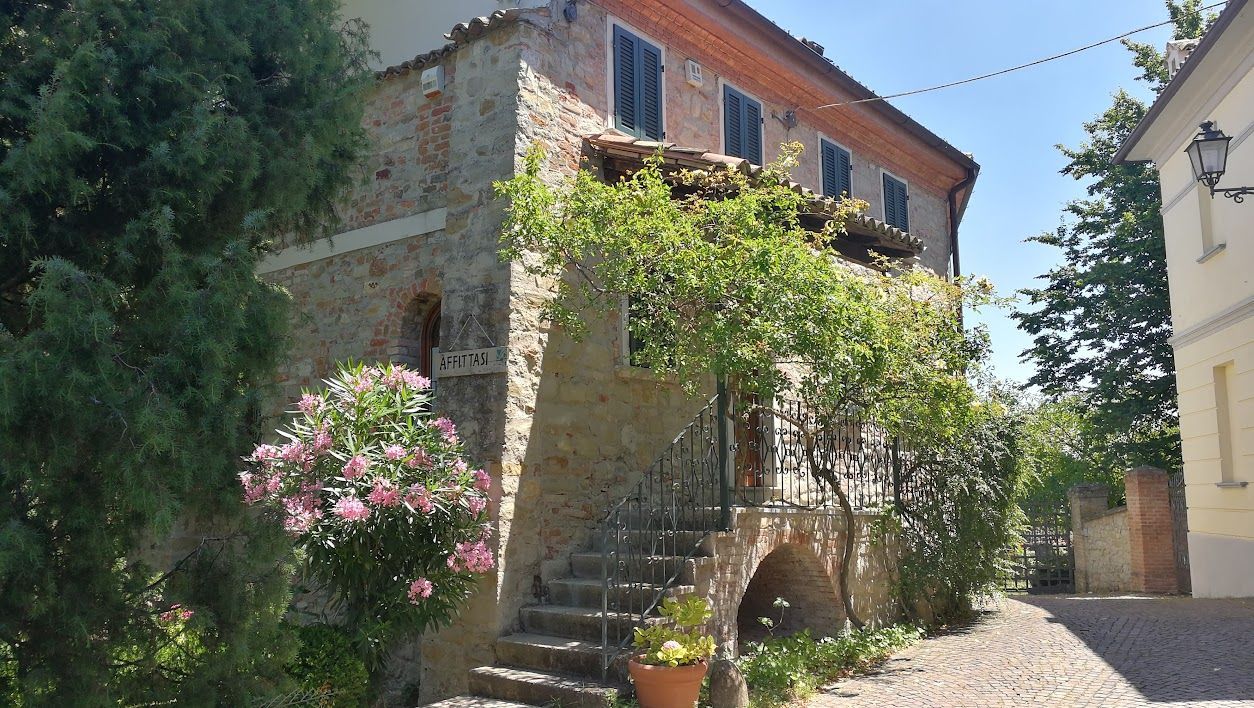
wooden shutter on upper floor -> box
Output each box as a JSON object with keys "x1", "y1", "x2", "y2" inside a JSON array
[
  {"x1": 821, "y1": 139, "x2": 852, "y2": 198},
  {"x1": 613, "y1": 25, "x2": 663, "y2": 140},
  {"x1": 723, "y1": 84, "x2": 762, "y2": 164},
  {"x1": 882, "y1": 173, "x2": 909, "y2": 231}
]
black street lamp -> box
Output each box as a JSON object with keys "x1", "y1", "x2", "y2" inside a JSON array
[{"x1": 1186, "y1": 122, "x2": 1253, "y2": 203}]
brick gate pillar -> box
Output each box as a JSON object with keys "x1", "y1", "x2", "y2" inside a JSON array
[
  {"x1": 1069, "y1": 484, "x2": 1110, "y2": 593},
  {"x1": 1126, "y1": 467, "x2": 1180, "y2": 594}
]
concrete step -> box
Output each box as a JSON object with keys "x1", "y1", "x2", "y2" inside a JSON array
[
  {"x1": 570, "y1": 552, "x2": 712, "y2": 584},
  {"x1": 591, "y1": 528, "x2": 710, "y2": 555},
  {"x1": 520, "y1": 604, "x2": 663, "y2": 643},
  {"x1": 467, "y1": 665, "x2": 622, "y2": 707},
  {"x1": 548, "y1": 577, "x2": 694, "y2": 610},
  {"x1": 425, "y1": 697, "x2": 534, "y2": 708}
]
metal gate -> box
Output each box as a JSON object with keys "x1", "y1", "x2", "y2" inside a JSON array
[
  {"x1": 1168, "y1": 471, "x2": 1191, "y2": 594},
  {"x1": 1005, "y1": 500, "x2": 1074, "y2": 593}
]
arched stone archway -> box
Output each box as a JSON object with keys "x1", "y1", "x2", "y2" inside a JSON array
[
  {"x1": 736, "y1": 543, "x2": 843, "y2": 646},
  {"x1": 697, "y1": 507, "x2": 900, "y2": 655}
]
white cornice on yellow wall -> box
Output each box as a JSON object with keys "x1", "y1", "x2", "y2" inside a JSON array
[{"x1": 1120, "y1": 1, "x2": 1254, "y2": 165}]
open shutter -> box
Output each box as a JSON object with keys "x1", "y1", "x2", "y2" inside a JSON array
[
  {"x1": 724, "y1": 85, "x2": 743, "y2": 159},
  {"x1": 613, "y1": 26, "x2": 637, "y2": 135},
  {"x1": 838, "y1": 148, "x2": 852, "y2": 198},
  {"x1": 639, "y1": 40, "x2": 663, "y2": 140},
  {"x1": 743, "y1": 98, "x2": 762, "y2": 164},
  {"x1": 821, "y1": 141, "x2": 839, "y2": 196},
  {"x1": 883, "y1": 174, "x2": 909, "y2": 231},
  {"x1": 821, "y1": 139, "x2": 851, "y2": 197}
]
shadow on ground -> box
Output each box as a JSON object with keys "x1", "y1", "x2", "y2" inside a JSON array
[{"x1": 1019, "y1": 594, "x2": 1254, "y2": 704}]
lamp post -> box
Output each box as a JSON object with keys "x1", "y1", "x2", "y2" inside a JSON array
[{"x1": 1186, "y1": 122, "x2": 1253, "y2": 203}]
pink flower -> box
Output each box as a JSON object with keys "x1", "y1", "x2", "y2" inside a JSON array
[
  {"x1": 240, "y1": 472, "x2": 279, "y2": 504},
  {"x1": 313, "y1": 428, "x2": 333, "y2": 455},
  {"x1": 384, "y1": 444, "x2": 407, "y2": 460},
  {"x1": 298, "y1": 394, "x2": 323, "y2": 415},
  {"x1": 279, "y1": 441, "x2": 306, "y2": 463},
  {"x1": 407, "y1": 448, "x2": 433, "y2": 468},
  {"x1": 282, "y1": 494, "x2": 324, "y2": 534},
  {"x1": 402, "y1": 370, "x2": 431, "y2": 390},
  {"x1": 332, "y1": 496, "x2": 372, "y2": 522},
  {"x1": 407, "y1": 577, "x2": 434, "y2": 603},
  {"x1": 404, "y1": 485, "x2": 434, "y2": 514},
  {"x1": 367, "y1": 478, "x2": 401, "y2": 508},
  {"x1": 249, "y1": 444, "x2": 280, "y2": 464},
  {"x1": 472, "y1": 469, "x2": 491, "y2": 492},
  {"x1": 159, "y1": 604, "x2": 194, "y2": 623},
  {"x1": 661, "y1": 640, "x2": 682, "y2": 652},
  {"x1": 431, "y1": 417, "x2": 458, "y2": 442},
  {"x1": 466, "y1": 495, "x2": 487, "y2": 515},
  {"x1": 446, "y1": 540, "x2": 495, "y2": 573},
  {"x1": 452, "y1": 459, "x2": 469, "y2": 475},
  {"x1": 342, "y1": 455, "x2": 369, "y2": 480}
]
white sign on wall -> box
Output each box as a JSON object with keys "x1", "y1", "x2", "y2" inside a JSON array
[{"x1": 433, "y1": 347, "x2": 508, "y2": 378}]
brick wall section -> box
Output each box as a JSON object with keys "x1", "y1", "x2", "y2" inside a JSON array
[
  {"x1": 700, "y1": 508, "x2": 899, "y2": 654},
  {"x1": 1126, "y1": 467, "x2": 1181, "y2": 594}
]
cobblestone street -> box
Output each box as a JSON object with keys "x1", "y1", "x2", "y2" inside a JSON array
[{"x1": 811, "y1": 595, "x2": 1254, "y2": 707}]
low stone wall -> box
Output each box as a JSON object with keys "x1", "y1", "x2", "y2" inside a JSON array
[
  {"x1": 1078, "y1": 507, "x2": 1130, "y2": 593},
  {"x1": 698, "y1": 507, "x2": 899, "y2": 654},
  {"x1": 1069, "y1": 468, "x2": 1183, "y2": 595}
]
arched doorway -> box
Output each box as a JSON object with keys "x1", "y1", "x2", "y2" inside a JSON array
[
  {"x1": 396, "y1": 295, "x2": 441, "y2": 381},
  {"x1": 736, "y1": 544, "x2": 843, "y2": 647}
]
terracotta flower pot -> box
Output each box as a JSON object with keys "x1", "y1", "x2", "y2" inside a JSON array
[{"x1": 628, "y1": 656, "x2": 709, "y2": 708}]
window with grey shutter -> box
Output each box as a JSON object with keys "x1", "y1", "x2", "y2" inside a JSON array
[
  {"x1": 613, "y1": 26, "x2": 663, "y2": 140},
  {"x1": 723, "y1": 85, "x2": 762, "y2": 164},
  {"x1": 821, "y1": 139, "x2": 852, "y2": 198}
]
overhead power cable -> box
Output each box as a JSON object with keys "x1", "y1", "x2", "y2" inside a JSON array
[{"x1": 813, "y1": 0, "x2": 1228, "y2": 110}]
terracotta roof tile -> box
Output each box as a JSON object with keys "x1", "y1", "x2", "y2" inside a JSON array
[
  {"x1": 376, "y1": 8, "x2": 533, "y2": 79},
  {"x1": 584, "y1": 132, "x2": 924, "y2": 255}
]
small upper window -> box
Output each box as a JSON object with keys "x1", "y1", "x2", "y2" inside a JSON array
[
  {"x1": 612, "y1": 26, "x2": 664, "y2": 140},
  {"x1": 723, "y1": 85, "x2": 763, "y2": 164},
  {"x1": 882, "y1": 172, "x2": 909, "y2": 231},
  {"x1": 821, "y1": 139, "x2": 852, "y2": 198}
]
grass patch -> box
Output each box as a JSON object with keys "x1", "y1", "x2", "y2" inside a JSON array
[{"x1": 737, "y1": 624, "x2": 923, "y2": 707}]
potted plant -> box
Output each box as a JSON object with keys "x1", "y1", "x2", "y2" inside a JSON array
[{"x1": 628, "y1": 595, "x2": 717, "y2": 708}]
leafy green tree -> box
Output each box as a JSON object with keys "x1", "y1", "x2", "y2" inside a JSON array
[
  {"x1": 497, "y1": 145, "x2": 1012, "y2": 625},
  {"x1": 1014, "y1": 0, "x2": 1214, "y2": 474},
  {"x1": 0, "y1": 1, "x2": 369, "y2": 703}
]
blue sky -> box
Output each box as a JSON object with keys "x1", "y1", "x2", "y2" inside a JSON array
[{"x1": 746, "y1": 0, "x2": 1176, "y2": 384}]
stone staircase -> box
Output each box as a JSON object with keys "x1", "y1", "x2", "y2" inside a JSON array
[{"x1": 429, "y1": 518, "x2": 717, "y2": 707}]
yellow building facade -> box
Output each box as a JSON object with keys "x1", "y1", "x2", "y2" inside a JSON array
[{"x1": 1118, "y1": 0, "x2": 1254, "y2": 597}]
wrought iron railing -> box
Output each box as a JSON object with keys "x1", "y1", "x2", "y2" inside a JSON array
[{"x1": 597, "y1": 385, "x2": 916, "y2": 679}]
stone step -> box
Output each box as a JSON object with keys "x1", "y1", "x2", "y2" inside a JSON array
[
  {"x1": 570, "y1": 552, "x2": 711, "y2": 584},
  {"x1": 520, "y1": 604, "x2": 663, "y2": 643},
  {"x1": 591, "y1": 528, "x2": 711, "y2": 555},
  {"x1": 425, "y1": 697, "x2": 534, "y2": 708},
  {"x1": 496, "y1": 633, "x2": 632, "y2": 681},
  {"x1": 548, "y1": 577, "x2": 694, "y2": 610},
  {"x1": 467, "y1": 665, "x2": 621, "y2": 708}
]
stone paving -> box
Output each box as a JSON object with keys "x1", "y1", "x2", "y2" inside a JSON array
[{"x1": 811, "y1": 595, "x2": 1254, "y2": 707}]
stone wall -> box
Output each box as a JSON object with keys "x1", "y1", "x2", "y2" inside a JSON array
[
  {"x1": 1069, "y1": 468, "x2": 1183, "y2": 596},
  {"x1": 1078, "y1": 508, "x2": 1130, "y2": 593}
]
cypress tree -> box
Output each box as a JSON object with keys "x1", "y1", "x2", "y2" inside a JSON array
[{"x1": 0, "y1": 1, "x2": 370, "y2": 703}]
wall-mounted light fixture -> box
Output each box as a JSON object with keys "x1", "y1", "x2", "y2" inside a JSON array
[{"x1": 1186, "y1": 121, "x2": 1252, "y2": 203}]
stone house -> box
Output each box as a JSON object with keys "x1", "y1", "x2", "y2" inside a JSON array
[
  {"x1": 262, "y1": 1, "x2": 979, "y2": 703},
  {"x1": 1115, "y1": 0, "x2": 1253, "y2": 599}
]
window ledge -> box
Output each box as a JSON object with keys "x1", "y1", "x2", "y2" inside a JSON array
[
  {"x1": 1215, "y1": 481, "x2": 1249, "y2": 489},
  {"x1": 1196, "y1": 242, "x2": 1227, "y2": 263}
]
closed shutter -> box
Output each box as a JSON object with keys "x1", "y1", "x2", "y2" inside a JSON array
[
  {"x1": 821, "y1": 139, "x2": 852, "y2": 197},
  {"x1": 883, "y1": 173, "x2": 909, "y2": 231},
  {"x1": 613, "y1": 26, "x2": 663, "y2": 140},
  {"x1": 723, "y1": 85, "x2": 763, "y2": 164}
]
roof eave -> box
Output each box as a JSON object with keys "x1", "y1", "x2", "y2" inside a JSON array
[{"x1": 1113, "y1": 0, "x2": 1249, "y2": 165}]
